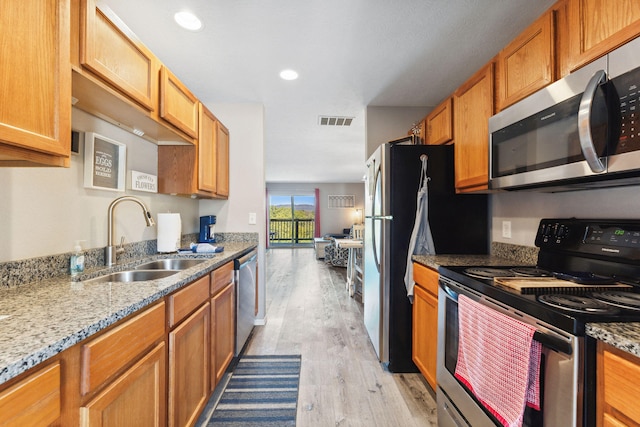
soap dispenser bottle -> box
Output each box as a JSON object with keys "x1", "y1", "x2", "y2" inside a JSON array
[{"x1": 70, "y1": 240, "x2": 85, "y2": 276}]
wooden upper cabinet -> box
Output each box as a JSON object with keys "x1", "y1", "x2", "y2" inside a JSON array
[
  {"x1": 0, "y1": 0, "x2": 71, "y2": 167},
  {"x1": 157, "y1": 106, "x2": 229, "y2": 199},
  {"x1": 496, "y1": 11, "x2": 555, "y2": 111},
  {"x1": 198, "y1": 104, "x2": 219, "y2": 195},
  {"x1": 453, "y1": 63, "x2": 494, "y2": 193},
  {"x1": 80, "y1": 0, "x2": 156, "y2": 111},
  {"x1": 160, "y1": 66, "x2": 199, "y2": 138},
  {"x1": 215, "y1": 121, "x2": 230, "y2": 198},
  {"x1": 567, "y1": 0, "x2": 640, "y2": 72},
  {"x1": 425, "y1": 97, "x2": 453, "y2": 145}
]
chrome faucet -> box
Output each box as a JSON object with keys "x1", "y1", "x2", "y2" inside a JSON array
[{"x1": 106, "y1": 196, "x2": 155, "y2": 266}]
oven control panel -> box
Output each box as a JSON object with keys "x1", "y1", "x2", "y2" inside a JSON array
[{"x1": 535, "y1": 218, "x2": 640, "y2": 261}]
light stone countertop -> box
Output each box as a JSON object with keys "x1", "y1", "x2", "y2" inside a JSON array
[
  {"x1": 0, "y1": 242, "x2": 256, "y2": 385},
  {"x1": 413, "y1": 251, "x2": 640, "y2": 359},
  {"x1": 412, "y1": 254, "x2": 532, "y2": 271},
  {"x1": 585, "y1": 323, "x2": 640, "y2": 358}
]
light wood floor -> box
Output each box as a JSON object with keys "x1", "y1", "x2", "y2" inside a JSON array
[{"x1": 244, "y1": 247, "x2": 438, "y2": 426}]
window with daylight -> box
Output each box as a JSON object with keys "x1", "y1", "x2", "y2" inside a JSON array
[{"x1": 268, "y1": 193, "x2": 317, "y2": 247}]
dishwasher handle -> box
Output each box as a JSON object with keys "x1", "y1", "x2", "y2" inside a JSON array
[{"x1": 234, "y1": 249, "x2": 257, "y2": 270}]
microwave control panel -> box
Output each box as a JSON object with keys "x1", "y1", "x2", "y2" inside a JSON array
[{"x1": 612, "y1": 67, "x2": 640, "y2": 154}]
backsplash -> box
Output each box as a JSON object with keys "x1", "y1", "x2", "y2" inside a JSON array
[
  {"x1": 0, "y1": 232, "x2": 258, "y2": 288},
  {"x1": 491, "y1": 242, "x2": 538, "y2": 264}
]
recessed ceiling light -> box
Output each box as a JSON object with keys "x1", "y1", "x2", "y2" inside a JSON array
[
  {"x1": 174, "y1": 11, "x2": 203, "y2": 31},
  {"x1": 279, "y1": 69, "x2": 299, "y2": 81}
]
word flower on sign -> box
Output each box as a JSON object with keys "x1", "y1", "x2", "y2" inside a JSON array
[{"x1": 131, "y1": 170, "x2": 158, "y2": 193}]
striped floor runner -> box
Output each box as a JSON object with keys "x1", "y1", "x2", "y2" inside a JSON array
[{"x1": 207, "y1": 355, "x2": 301, "y2": 426}]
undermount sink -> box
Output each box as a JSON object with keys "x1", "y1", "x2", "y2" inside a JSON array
[
  {"x1": 135, "y1": 258, "x2": 205, "y2": 271},
  {"x1": 84, "y1": 269, "x2": 179, "y2": 284}
]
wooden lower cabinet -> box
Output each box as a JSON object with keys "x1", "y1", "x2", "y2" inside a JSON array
[
  {"x1": 80, "y1": 302, "x2": 166, "y2": 396},
  {"x1": 0, "y1": 362, "x2": 61, "y2": 426},
  {"x1": 211, "y1": 281, "x2": 235, "y2": 390},
  {"x1": 0, "y1": 266, "x2": 241, "y2": 427},
  {"x1": 80, "y1": 343, "x2": 166, "y2": 427},
  {"x1": 412, "y1": 263, "x2": 439, "y2": 390},
  {"x1": 597, "y1": 341, "x2": 640, "y2": 427},
  {"x1": 168, "y1": 302, "x2": 210, "y2": 427}
]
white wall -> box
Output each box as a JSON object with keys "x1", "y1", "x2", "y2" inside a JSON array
[
  {"x1": 197, "y1": 103, "x2": 268, "y2": 323},
  {"x1": 1, "y1": 103, "x2": 269, "y2": 323},
  {"x1": 365, "y1": 106, "x2": 430, "y2": 159},
  {"x1": 0, "y1": 108, "x2": 199, "y2": 262},
  {"x1": 491, "y1": 185, "x2": 640, "y2": 246},
  {"x1": 266, "y1": 182, "x2": 365, "y2": 235}
]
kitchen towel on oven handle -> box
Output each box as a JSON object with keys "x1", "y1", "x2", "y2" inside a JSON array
[{"x1": 454, "y1": 294, "x2": 542, "y2": 427}]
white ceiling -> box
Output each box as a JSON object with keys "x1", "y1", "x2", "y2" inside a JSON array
[{"x1": 100, "y1": 0, "x2": 556, "y2": 183}]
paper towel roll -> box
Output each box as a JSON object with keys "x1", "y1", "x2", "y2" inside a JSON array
[{"x1": 157, "y1": 213, "x2": 181, "y2": 253}]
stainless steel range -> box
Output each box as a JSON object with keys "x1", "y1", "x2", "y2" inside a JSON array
[{"x1": 437, "y1": 218, "x2": 640, "y2": 427}]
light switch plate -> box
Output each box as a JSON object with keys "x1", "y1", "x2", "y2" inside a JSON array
[
  {"x1": 249, "y1": 212, "x2": 257, "y2": 225},
  {"x1": 502, "y1": 220, "x2": 512, "y2": 238}
]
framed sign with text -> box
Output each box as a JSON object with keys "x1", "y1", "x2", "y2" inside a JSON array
[{"x1": 84, "y1": 132, "x2": 126, "y2": 191}]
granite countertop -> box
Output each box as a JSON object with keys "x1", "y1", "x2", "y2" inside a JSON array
[
  {"x1": 586, "y1": 323, "x2": 640, "y2": 358},
  {"x1": 412, "y1": 254, "x2": 532, "y2": 271},
  {"x1": 413, "y1": 251, "x2": 640, "y2": 360},
  {"x1": 0, "y1": 242, "x2": 256, "y2": 385}
]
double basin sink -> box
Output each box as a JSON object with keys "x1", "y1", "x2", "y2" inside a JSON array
[{"x1": 85, "y1": 258, "x2": 206, "y2": 284}]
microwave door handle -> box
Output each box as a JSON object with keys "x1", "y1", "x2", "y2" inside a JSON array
[{"x1": 578, "y1": 69, "x2": 608, "y2": 173}]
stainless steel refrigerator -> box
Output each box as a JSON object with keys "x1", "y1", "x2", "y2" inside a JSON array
[{"x1": 364, "y1": 140, "x2": 488, "y2": 372}]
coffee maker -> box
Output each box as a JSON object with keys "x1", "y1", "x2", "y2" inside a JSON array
[{"x1": 199, "y1": 215, "x2": 216, "y2": 243}]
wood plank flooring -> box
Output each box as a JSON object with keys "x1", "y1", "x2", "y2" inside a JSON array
[{"x1": 244, "y1": 248, "x2": 438, "y2": 426}]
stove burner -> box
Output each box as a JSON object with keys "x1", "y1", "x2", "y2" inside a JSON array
[
  {"x1": 464, "y1": 267, "x2": 516, "y2": 279},
  {"x1": 509, "y1": 267, "x2": 552, "y2": 277},
  {"x1": 464, "y1": 266, "x2": 552, "y2": 279},
  {"x1": 537, "y1": 294, "x2": 621, "y2": 314},
  {"x1": 592, "y1": 291, "x2": 640, "y2": 311}
]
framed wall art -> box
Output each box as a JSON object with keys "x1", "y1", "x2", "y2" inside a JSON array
[{"x1": 84, "y1": 132, "x2": 126, "y2": 191}]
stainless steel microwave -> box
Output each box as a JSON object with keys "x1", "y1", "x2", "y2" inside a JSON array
[{"x1": 489, "y1": 36, "x2": 640, "y2": 191}]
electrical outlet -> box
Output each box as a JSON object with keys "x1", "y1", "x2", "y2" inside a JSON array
[
  {"x1": 502, "y1": 220, "x2": 512, "y2": 239},
  {"x1": 249, "y1": 212, "x2": 257, "y2": 225}
]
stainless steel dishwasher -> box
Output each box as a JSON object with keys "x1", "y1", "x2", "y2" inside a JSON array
[{"x1": 234, "y1": 249, "x2": 257, "y2": 355}]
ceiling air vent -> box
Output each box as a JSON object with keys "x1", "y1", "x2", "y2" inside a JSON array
[{"x1": 318, "y1": 116, "x2": 354, "y2": 126}]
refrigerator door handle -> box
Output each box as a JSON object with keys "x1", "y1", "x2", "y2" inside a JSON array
[{"x1": 366, "y1": 215, "x2": 393, "y2": 220}]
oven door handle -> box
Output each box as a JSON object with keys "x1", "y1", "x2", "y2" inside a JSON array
[
  {"x1": 533, "y1": 331, "x2": 572, "y2": 355},
  {"x1": 441, "y1": 282, "x2": 459, "y2": 301}
]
